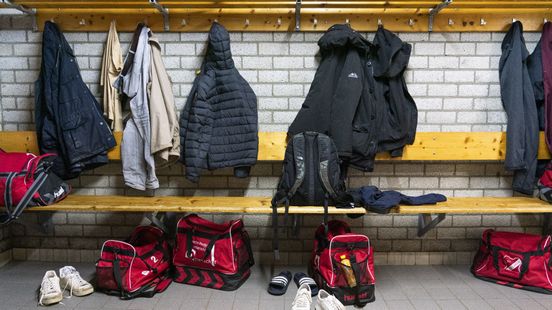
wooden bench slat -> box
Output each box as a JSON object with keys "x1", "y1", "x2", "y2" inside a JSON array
[
  {"x1": 1, "y1": 131, "x2": 550, "y2": 161},
  {"x1": 24, "y1": 195, "x2": 552, "y2": 214}
]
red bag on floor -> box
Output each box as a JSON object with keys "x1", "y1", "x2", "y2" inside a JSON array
[
  {"x1": 310, "y1": 220, "x2": 376, "y2": 307},
  {"x1": 173, "y1": 214, "x2": 254, "y2": 290},
  {"x1": 96, "y1": 225, "x2": 172, "y2": 299},
  {"x1": 471, "y1": 229, "x2": 552, "y2": 294}
]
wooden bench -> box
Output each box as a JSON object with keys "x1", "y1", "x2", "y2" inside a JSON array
[{"x1": 2, "y1": 131, "x2": 552, "y2": 235}]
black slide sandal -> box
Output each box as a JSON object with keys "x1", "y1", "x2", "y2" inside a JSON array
[
  {"x1": 267, "y1": 271, "x2": 292, "y2": 296},
  {"x1": 294, "y1": 272, "x2": 319, "y2": 296}
]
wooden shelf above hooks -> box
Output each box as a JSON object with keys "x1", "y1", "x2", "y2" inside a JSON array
[{"x1": 2, "y1": 0, "x2": 552, "y2": 32}]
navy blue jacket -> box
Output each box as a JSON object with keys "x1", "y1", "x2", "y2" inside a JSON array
[{"x1": 35, "y1": 22, "x2": 116, "y2": 179}]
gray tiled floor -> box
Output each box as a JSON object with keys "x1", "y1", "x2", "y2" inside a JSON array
[{"x1": 2, "y1": 262, "x2": 551, "y2": 309}]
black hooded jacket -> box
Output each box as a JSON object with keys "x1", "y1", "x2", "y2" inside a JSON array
[
  {"x1": 288, "y1": 25, "x2": 417, "y2": 172},
  {"x1": 179, "y1": 23, "x2": 258, "y2": 182}
]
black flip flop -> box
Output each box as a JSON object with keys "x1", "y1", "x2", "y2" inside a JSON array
[
  {"x1": 267, "y1": 271, "x2": 292, "y2": 296},
  {"x1": 294, "y1": 272, "x2": 318, "y2": 296}
]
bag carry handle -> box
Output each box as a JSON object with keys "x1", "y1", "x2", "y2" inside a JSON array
[
  {"x1": 0, "y1": 165, "x2": 49, "y2": 225},
  {"x1": 492, "y1": 247, "x2": 531, "y2": 281},
  {"x1": 350, "y1": 254, "x2": 363, "y2": 307},
  {"x1": 112, "y1": 256, "x2": 125, "y2": 298}
]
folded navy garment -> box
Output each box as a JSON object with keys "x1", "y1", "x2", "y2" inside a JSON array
[{"x1": 336, "y1": 186, "x2": 447, "y2": 214}]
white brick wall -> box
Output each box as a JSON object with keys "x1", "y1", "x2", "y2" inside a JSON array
[{"x1": 0, "y1": 15, "x2": 545, "y2": 265}]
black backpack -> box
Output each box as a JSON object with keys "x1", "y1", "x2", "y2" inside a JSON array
[{"x1": 271, "y1": 132, "x2": 346, "y2": 259}]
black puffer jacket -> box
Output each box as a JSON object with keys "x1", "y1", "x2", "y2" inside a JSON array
[
  {"x1": 288, "y1": 25, "x2": 417, "y2": 172},
  {"x1": 180, "y1": 22, "x2": 258, "y2": 182}
]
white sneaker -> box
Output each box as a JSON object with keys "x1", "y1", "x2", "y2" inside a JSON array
[
  {"x1": 315, "y1": 289, "x2": 345, "y2": 310},
  {"x1": 59, "y1": 266, "x2": 94, "y2": 297},
  {"x1": 38, "y1": 270, "x2": 63, "y2": 306},
  {"x1": 292, "y1": 283, "x2": 312, "y2": 310}
]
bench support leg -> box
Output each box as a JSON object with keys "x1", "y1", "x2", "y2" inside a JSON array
[
  {"x1": 417, "y1": 213, "x2": 446, "y2": 237},
  {"x1": 543, "y1": 214, "x2": 552, "y2": 235}
]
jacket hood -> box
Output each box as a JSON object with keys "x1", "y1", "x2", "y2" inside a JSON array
[
  {"x1": 206, "y1": 22, "x2": 234, "y2": 69},
  {"x1": 372, "y1": 26, "x2": 412, "y2": 78},
  {"x1": 318, "y1": 24, "x2": 372, "y2": 54}
]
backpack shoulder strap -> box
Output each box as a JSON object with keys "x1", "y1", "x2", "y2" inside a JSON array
[
  {"x1": 288, "y1": 133, "x2": 306, "y2": 198},
  {"x1": 316, "y1": 135, "x2": 338, "y2": 198}
]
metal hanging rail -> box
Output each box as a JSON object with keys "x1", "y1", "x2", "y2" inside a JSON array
[
  {"x1": 1, "y1": 0, "x2": 36, "y2": 30},
  {"x1": 149, "y1": 0, "x2": 169, "y2": 31}
]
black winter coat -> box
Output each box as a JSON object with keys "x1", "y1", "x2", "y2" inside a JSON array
[
  {"x1": 35, "y1": 22, "x2": 116, "y2": 179},
  {"x1": 288, "y1": 25, "x2": 417, "y2": 172},
  {"x1": 500, "y1": 21, "x2": 539, "y2": 195},
  {"x1": 180, "y1": 22, "x2": 258, "y2": 182}
]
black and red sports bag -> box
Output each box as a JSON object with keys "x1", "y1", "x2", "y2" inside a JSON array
[
  {"x1": 0, "y1": 150, "x2": 70, "y2": 224},
  {"x1": 173, "y1": 214, "x2": 254, "y2": 290},
  {"x1": 471, "y1": 229, "x2": 552, "y2": 294},
  {"x1": 96, "y1": 225, "x2": 172, "y2": 299},
  {"x1": 310, "y1": 220, "x2": 375, "y2": 307}
]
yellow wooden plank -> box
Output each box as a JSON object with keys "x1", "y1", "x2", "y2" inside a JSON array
[
  {"x1": 1, "y1": 131, "x2": 550, "y2": 161},
  {"x1": 24, "y1": 195, "x2": 552, "y2": 214}
]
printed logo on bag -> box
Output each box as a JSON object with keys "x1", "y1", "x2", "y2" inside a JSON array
[
  {"x1": 348, "y1": 72, "x2": 359, "y2": 79},
  {"x1": 503, "y1": 255, "x2": 522, "y2": 272},
  {"x1": 344, "y1": 292, "x2": 368, "y2": 302},
  {"x1": 150, "y1": 256, "x2": 159, "y2": 263},
  {"x1": 141, "y1": 270, "x2": 150, "y2": 276},
  {"x1": 53, "y1": 187, "x2": 65, "y2": 199}
]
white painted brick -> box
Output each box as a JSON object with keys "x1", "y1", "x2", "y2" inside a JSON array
[
  {"x1": 304, "y1": 56, "x2": 320, "y2": 69},
  {"x1": 414, "y1": 70, "x2": 444, "y2": 83},
  {"x1": 289, "y1": 70, "x2": 315, "y2": 83},
  {"x1": 289, "y1": 43, "x2": 319, "y2": 55},
  {"x1": 242, "y1": 56, "x2": 272, "y2": 69},
  {"x1": 416, "y1": 125, "x2": 441, "y2": 132},
  {"x1": 459, "y1": 56, "x2": 490, "y2": 69},
  {"x1": 476, "y1": 43, "x2": 502, "y2": 55},
  {"x1": 458, "y1": 84, "x2": 488, "y2": 96},
  {"x1": 4, "y1": 110, "x2": 32, "y2": 122},
  {"x1": 258, "y1": 111, "x2": 272, "y2": 123},
  {"x1": 258, "y1": 70, "x2": 288, "y2": 82},
  {"x1": 165, "y1": 43, "x2": 195, "y2": 55},
  {"x1": 240, "y1": 70, "x2": 258, "y2": 83},
  {"x1": 475, "y1": 70, "x2": 499, "y2": 83},
  {"x1": 428, "y1": 84, "x2": 457, "y2": 97},
  {"x1": 1, "y1": 98, "x2": 15, "y2": 109},
  {"x1": 396, "y1": 164, "x2": 424, "y2": 176},
  {"x1": 273, "y1": 56, "x2": 304, "y2": 69},
  {"x1": 0, "y1": 30, "x2": 26, "y2": 42},
  {"x1": 444, "y1": 70, "x2": 474, "y2": 82},
  {"x1": 73, "y1": 43, "x2": 103, "y2": 56},
  {"x1": 242, "y1": 33, "x2": 272, "y2": 42},
  {"x1": 258, "y1": 97, "x2": 287, "y2": 110},
  {"x1": 457, "y1": 111, "x2": 486, "y2": 123},
  {"x1": 258, "y1": 43, "x2": 289, "y2": 55},
  {"x1": 399, "y1": 33, "x2": 429, "y2": 41},
  {"x1": 273, "y1": 32, "x2": 304, "y2": 42},
  {"x1": 250, "y1": 84, "x2": 272, "y2": 96},
  {"x1": 489, "y1": 56, "x2": 500, "y2": 69},
  {"x1": 428, "y1": 56, "x2": 458, "y2": 69},
  {"x1": 14, "y1": 71, "x2": 36, "y2": 83},
  {"x1": 230, "y1": 43, "x2": 257, "y2": 55},
  {"x1": 415, "y1": 98, "x2": 442, "y2": 110},
  {"x1": 409, "y1": 177, "x2": 439, "y2": 189},
  {"x1": 484, "y1": 189, "x2": 513, "y2": 197},
  {"x1": 442, "y1": 125, "x2": 471, "y2": 132},
  {"x1": 428, "y1": 33, "x2": 459, "y2": 42},
  {"x1": 440, "y1": 177, "x2": 469, "y2": 189},
  {"x1": 408, "y1": 56, "x2": 428, "y2": 69},
  {"x1": 488, "y1": 84, "x2": 501, "y2": 97},
  {"x1": 487, "y1": 111, "x2": 507, "y2": 123},
  {"x1": 181, "y1": 57, "x2": 202, "y2": 69},
  {"x1": 1, "y1": 84, "x2": 30, "y2": 96},
  {"x1": 273, "y1": 111, "x2": 298, "y2": 123},
  {"x1": 408, "y1": 84, "x2": 428, "y2": 96},
  {"x1": 461, "y1": 33, "x2": 491, "y2": 42},
  {"x1": 379, "y1": 177, "x2": 409, "y2": 189},
  {"x1": 288, "y1": 97, "x2": 304, "y2": 110},
  {"x1": 474, "y1": 97, "x2": 502, "y2": 110},
  {"x1": 472, "y1": 125, "x2": 502, "y2": 132},
  {"x1": 0, "y1": 44, "x2": 12, "y2": 55},
  {"x1": 426, "y1": 111, "x2": 456, "y2": 123},
  {"x1": 13, "y1": 43, "x2": 40, "y2": 56},
  {"x1": 470, "y1": 177, "x2": 499, "y2": 189},
  {"x1": 180, "y1": 32, "x2": 208, "y2": 41},
  {"x1": 273, "y1": 84, "x2": 303, "y2": 96},
  {"x1": 491, "y1": 32, "x2": 506, "y2": 42},
  {"x1": 443, "y1": 98, "x2": 472, "y2": 110},
  {"x1": 446, "y1": 43, "x2": 475, "y2": 55},
  {"x1": 0, "y1": 57, "x2": 27, "y2": 69},
  {"x1": 415, "y1": 43, "x2": 445, "y2": 55}
]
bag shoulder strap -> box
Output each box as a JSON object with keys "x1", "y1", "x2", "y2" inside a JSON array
[
  {"x1": 288, "y1": 134, "x2": 306, "y2": 198},
  {"x1": 316, "y1": 135, "x2": 338, "y2": 198}
]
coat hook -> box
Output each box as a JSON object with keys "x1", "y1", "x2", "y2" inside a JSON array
[
  {"x1": 313, "y1": 18, "x2": 318, "y2": 26},
  {"x1": 512, "y1": 18, "x2": 517, "y2": 23},
  {"x1": 79, "y1": 18, "x2": 86, "y2": 26},
  {"x1": 345, "y1": 18, "x2": 350, "y2": 25},
  {"x1": 181, "y1": 18, "x2": 187, "y2": 26},
  {"x1": 545, "y1": 18, "x2": 549, "y2": 24},
  {"x1": 214, "y1": 18, "x2": 218, "y2": 23},
  {"x1": 408, "y1": 18, "x2": 415, "y2": 26},
  {"x1": 245, "y1": 18, "x2": 250, "y2": 27},
  {"x1": 480, "y1": 18, "x2": 487, "y2": 25},
  {"x1": 276, "y1": 17, "x2": 282, "y2": 26},
  {"x1": 448, "y1": 18, "x2": 454, "y2": 26},
  {"x1": 377, "y1": 18, "x2": 383, "y2": 26}
]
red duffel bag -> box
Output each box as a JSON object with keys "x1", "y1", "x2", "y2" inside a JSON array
[
  {"x1": 471, "y1": 229, "x2": 552, "y2": 294},
  {"x1": 173, "y1": 214, "x2": 254, "y2": 290}
]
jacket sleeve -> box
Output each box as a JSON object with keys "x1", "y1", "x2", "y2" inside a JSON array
[{"x1": 184, "y1": 74, "x2": 214, "y2": 183}]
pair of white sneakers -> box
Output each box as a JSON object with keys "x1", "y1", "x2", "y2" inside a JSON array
[
  {"x1": 292, "y1": 283, "x2": 345, "y2": 310},
  {"x1": 39, "y1": 266, "x2": 94, "y2": 306}
]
